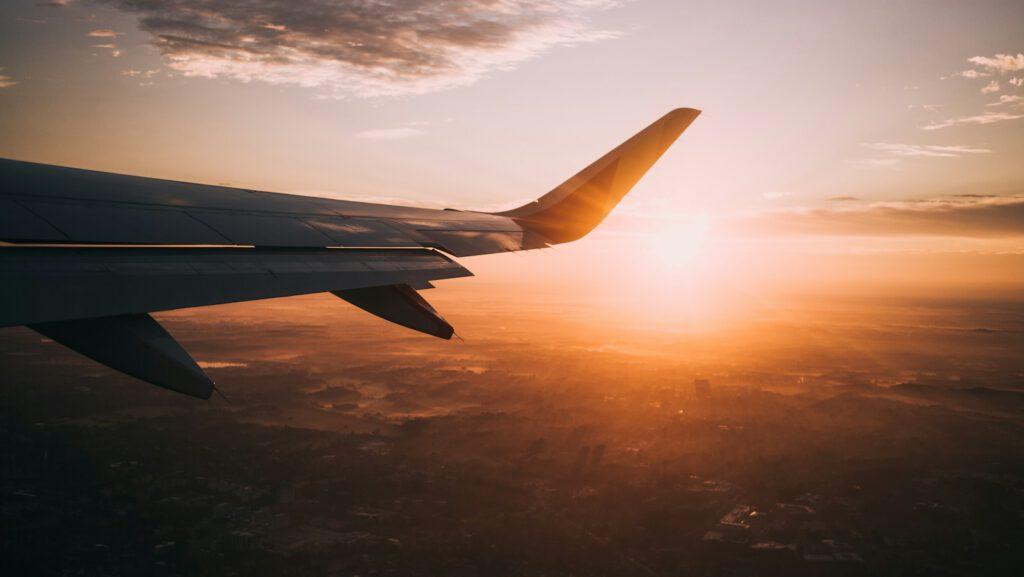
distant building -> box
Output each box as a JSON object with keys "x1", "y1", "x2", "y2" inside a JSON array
[{"x1": 719, "y1": 505, "x2": 755, "y2": 529}]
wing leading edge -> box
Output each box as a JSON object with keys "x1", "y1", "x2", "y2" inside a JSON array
[{"x1": 0, "y1": 108, "x2": 700, "y2": 397}]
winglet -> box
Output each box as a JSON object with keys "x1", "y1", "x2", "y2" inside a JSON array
[{"x1": 495, "y1": 108, "x2": 700, "y2": 244}]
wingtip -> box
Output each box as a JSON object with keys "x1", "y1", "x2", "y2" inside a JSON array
[
  {"x1": 671, "y1": 107, "x2": 701, "y2": 115},
  {"x1": 667, "y1": 108, "x2": 702, "y2": 125},
  {"x1": 493, "y1": 106, "x2": 701, "y2": 244}
]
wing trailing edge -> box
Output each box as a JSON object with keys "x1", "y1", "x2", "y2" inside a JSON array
[{"x1": 0, "y1": 247, "x2": 471, "y2": 329}]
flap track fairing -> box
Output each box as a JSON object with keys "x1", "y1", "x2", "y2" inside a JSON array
[
  {"x1": 28, "y1": 313, "x2": 214, "y2": 399},
  {"x1": 332, "y1": 284, "x2": 454, "y2": 340}
]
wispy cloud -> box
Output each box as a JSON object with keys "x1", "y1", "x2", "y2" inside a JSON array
[
  {"x1": 94, "y1": 0, "x2": 621, "y2": 98},
  {"x1": 93, "y1": 43, "x2": 122, "y2": 57},
  {"x1": 846, "y1": 157, "x2": 901, "y2": 169},
  {"x1": 87, "y1": 29, "x2": 118, "y2": 38},
  {"x1": 354, "y1": 127, "x2": 426, "y2": 141},
  {"x1": 122, "y1": 68, "x2": 159, "y2": 79},
  {"x1": 923, "y1": 111, "x2": 1024, "y2": 130},
  {"x1": 0, "y1": 69, "x2": 15, "y2": 89},
  {"x1": 953, "y1": 69, "x2": 990, "y2": 79},
  {"x1": 968, "y1": 53, "x2": 1024, "y2": 73},
  {"x1": 848, "y1": 142, "x2": 990, "y2": 169},
  {"x1": 981, "y1": 80, "x2": 1000, "y2": 94},
  {"x1": 987, "y1": 94, "x2": 1024, "y2": 107},
  {"x1": 863, "y1": 143, "x2": 992, "y2": 158},
  {"x1": 934, "y1": 52, "x2": 1024, "y2": 132},
  {"x1": 945, "y1": 53, "x2": 1024, "y2": 82},
  {"x1": 734, "y1": 196, "x2": 1024, "y2": 238}
]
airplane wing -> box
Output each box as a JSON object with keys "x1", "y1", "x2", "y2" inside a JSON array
[{"x1": 0, "y1": 108, "x2": 700, "y2": 398}]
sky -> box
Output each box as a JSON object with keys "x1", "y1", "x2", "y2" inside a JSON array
[{"x1": 1, "y1": 0, "x2": 1022, "y2": 323}]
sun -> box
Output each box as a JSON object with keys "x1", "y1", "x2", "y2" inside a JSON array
[
  {"x1": 644, "y1": 212, "x2": 713, "y2": 272},
  {"x1": 593, "y1": 211, "x2": 723, "y2": 328}
]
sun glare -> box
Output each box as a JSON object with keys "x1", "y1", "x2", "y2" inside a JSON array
[
  {"x1": 596, "y1": 212, "x2": 733, "y2": 329},
  {"x1": 645, "y1": 212, "x2": 712, "y2": 272}
]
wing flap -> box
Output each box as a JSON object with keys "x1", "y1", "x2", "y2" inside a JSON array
[{"x1": 0, "y1": 247, "x2": 472, "y2": 328}]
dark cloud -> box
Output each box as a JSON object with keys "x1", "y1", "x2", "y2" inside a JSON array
[
  {"x1": 94, "y1": 0, "x2": 618, "y2": 96},
  {"x1": 735, "y1": 197, "x2": 1024, "y2": 238},
  {"x1": 827, "y1": 196, "x2": 861, "y2": 202}
]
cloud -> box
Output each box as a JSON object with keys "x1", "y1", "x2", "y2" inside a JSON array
[
  {"x1": 968, "y1": 53, "x2": 1024, "y2": 73},
  {"x1": 122, "y1": 68, "x2": 159, "y2": 79},
  {"x1": 93, "y1": 43, "x2": 122, "y2": 57},
  {"x1": 954, "y1": 69, "x2": 990, "y2": 79},
  {"x1": 937, "y1": 54, "x2": 1024, "y2": 134},
  {"x1": 863, "y1": 143, "x2": 992, "y2": 158},
  {"x1": 947, "y1": 53, "x2": 1023, "y2": 83},
  {"x1": 87, "y1": 29, "x2": 118, "y2": 37},
  {"x1": 38, "y1": 0, "x2": 71, "y2": 6},
  {"x1": 0, "y1": 69, "x2": 15, "y2": 88},
  {"x1": 827, "y1": 196, "x2": 861, "y2": 202},
  {"x1": 987, "y1": 94, "x2": 1024, "y2": 106},
  {"x1": 845, "y1": 142, "x2": 990, "y2": 170},
  {"x1": 735, "y1": 196, "x2": 1024, "y2": 238},
  {"x1": 845, "y1": 157, "x2": 901, "y2": 169},
  {"x1": 354, "y1": 127, "x2": 426, "y2": 141},
  {"x1": 923, "y1": 111, "x2": 1024, "y2": 130},
  {"x1": 94, "y1": 0, "x2": 621, "y2": 97}
]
